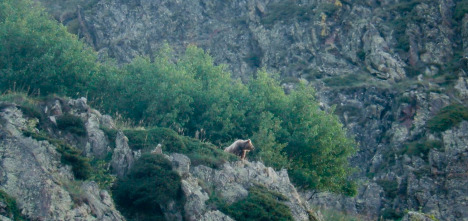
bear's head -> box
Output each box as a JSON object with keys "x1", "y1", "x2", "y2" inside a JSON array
[{"x1": 243, "y1": 139, "x2": 254, "y2": 151}]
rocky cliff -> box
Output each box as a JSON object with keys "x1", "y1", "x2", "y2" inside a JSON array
[
  {"x1": 37, "y1": 0, "x2": 468, "y2": 220},
  {"x1": 0, "y1": 97, "x2": 124, "y2": 220},
  {"x1": 0, "y1": 95, "x2": 321, "y2": 220}
]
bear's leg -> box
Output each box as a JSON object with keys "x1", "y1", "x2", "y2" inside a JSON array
[{"x1": 241, "y1": 150, "x2": 247, "y2": 160}]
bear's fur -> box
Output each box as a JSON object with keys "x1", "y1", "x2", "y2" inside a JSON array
[{"x1": 224, "y1": 139, "x2": 255, "y2": 160}]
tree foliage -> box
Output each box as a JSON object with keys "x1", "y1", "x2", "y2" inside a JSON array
[
  {"x1": 0, "y1": 0, "x2": 98, "y2": 96},
  {"x1": 1, "y1": 0, "x2": 357, "y2": 195}
]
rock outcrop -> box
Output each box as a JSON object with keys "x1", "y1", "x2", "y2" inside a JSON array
[
  {"x1": 163, "y1": 152, "x2": 320, "y2": 221},
  {"x1": 0, "y1": 102, "x2": 124, "y2": 220}
]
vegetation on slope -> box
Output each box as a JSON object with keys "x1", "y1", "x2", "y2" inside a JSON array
[
  {"x1": 113, "y1": 154, "x2": 182, "y2": 220},
  {"x1": 0, "y1": 0, "x2": 356, "y2": 195},
  {"x1": 426, "y1": 103, "x2": 468, "y2": 132},
  {"x1": 218, "y1": 186, "x2": 294, "y2": 221}
]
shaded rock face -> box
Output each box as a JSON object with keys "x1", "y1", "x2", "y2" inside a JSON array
[
  {"x1": 0, "y1": 104, "x2": 124, "y2": 221},
  {"x1": 162, "y1": 152, "x2": 319, "y2": 221}
]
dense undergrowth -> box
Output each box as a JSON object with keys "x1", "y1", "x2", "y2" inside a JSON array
[
  {"x1": 0, "y1": 0, "x2": 356, "y2": 196},
  {"x1": 102, "y1": 126, "x2": 237, "y2": 168},
  {"x1": 113, "y1": 154, "x2": 182, "y2": 220},
  {"x1": 209, "y1": 185, "x2": 294, "y2": 221}
]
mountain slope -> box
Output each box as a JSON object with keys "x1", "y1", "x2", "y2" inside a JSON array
[{"x1": 40, "y1": 0, "x2": 468, "y2": 220}]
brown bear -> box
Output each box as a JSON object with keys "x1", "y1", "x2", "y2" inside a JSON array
[{"x1": 224, "y1": 139, "x2": 255, "y2": 160}]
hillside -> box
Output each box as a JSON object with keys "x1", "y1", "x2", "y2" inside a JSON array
[
  {"x1": 35, "y1": 0, "x2": 468, "y2": 220},
  {"x1": 0, "y1": 94, "x2": 324, "y2": 220},
  {"x1": 2, "y1": 0, "x2": 468, "y2": 220}
]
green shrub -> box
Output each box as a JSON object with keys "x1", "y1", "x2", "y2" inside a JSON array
[
  {"x1": 0, "y1": 93, "x2": 42, "y2": 119},
  {"x1": 220, "y1": 186, "x2": 294, "y2": 221},
  {"x1": 185, "y1": 140, "x2": 236, "y2": 168},
  {"x1": 0, "y1": 190, "x2": 26, "y2": 221},
  {"x1": 381, "y1": 208, "x2": 404, "y2": 220},
  {"x1": 455, "y1": 0, "x2": 468, "y2": 21},
  {"x1": 103, "y1": 126, "x2": 235, "y2": 168},
  {"x1": 426, "y1": 103, "x2": 468, "y2": 132},
  {"x1": 123, "y1": 127, "x2": 186, "y2": 152},
  {"x1": 403, "y1": 140, "x2": 443, "y2": 160},
  {"x1": 90, "y1": 159, "x2": 115, "y2": 190},
  {"x1": 376, "y1": 179, "x2": 399, "y2": 199},
  {"x1": 113, "y1": 154, "x2": 181, "y2": 220},
  {"x1": 56, "y1": 113, "x2": 87, "y2": 136}
]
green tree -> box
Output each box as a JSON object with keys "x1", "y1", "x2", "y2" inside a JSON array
[
  {"x1": 0, "y1": 0, "x2": 98, "y2": 96},
  {"x1": 250, "y1": 112, "x2": 289, "y2": 169},
  {"x1": 282, "y1": 83, "x2": 356, "y2": 195}
]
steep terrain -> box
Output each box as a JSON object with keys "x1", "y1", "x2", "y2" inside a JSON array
[
  {"x1": 36, "y1": 0, "x2": 468, "y2": 220},
  {"x1": 0, "y1": 95, "x2": 322, "y2": 220},
  {"x1": 0, "y1": 97, "x2": 124, "y2": 220}
]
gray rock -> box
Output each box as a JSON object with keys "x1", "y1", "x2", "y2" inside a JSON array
[
  {"x1": 80, "y1": 181, "x2": 125, "y2": 221},
  {"x1": 85, "y1": 113, "x2": 109, "y2": 158},
  {"x1": 401, "y1": 211, "x2": 435, "y2": 221},
  {"x1": 0, "y1": 105, "x2": 124, "y2": 220},
  {"x1": 192, "y1": 161, "x2": 316, "y2": 221},
  {"x1": 199, "y1": 210, "x2": 234, "y2": 221},
  {"x1": 181, "y1": 177, "x2": 209, "y2": 221},
  {"x1": 111, "y1": 131, "x2": 134, "y2": 178},
  {"x1": 169, "y1": 153, "x2": 191, "y2": 178},
  {"x1": 151, "y1": 144, "x2": 163, "y2": 154},
  {"x1": 67, "y1": 97, "x2": 88, "y2": 114}
]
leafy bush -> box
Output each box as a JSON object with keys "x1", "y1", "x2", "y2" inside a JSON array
[
  {"x1": 102, "y1": 126, "x2": 236, "y2": 168},
  {"x1": 0, "y1": 190, "x2": 26, "y2": 221},
  {"x1": 56, "y1": 113, "x2": 87, "y2": 136},
  {"x1": 426, "y1": 103, "x2": 468, "y2": 132},
  {"x1": 113, "y1": 154, "x2": 181, "y2": 220},
  {"x1": 123, "y1": 127, "x2": 186, "y2": 152},
  {"x1": 90, "y1": 158, "x2": 116, "y2": 190},
  {"x1": 220, "y1": 186, "x2": 294, "y2": 221},
  {"x1": 403, "y1": 140, "x2": 443, "y2": 160}
]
